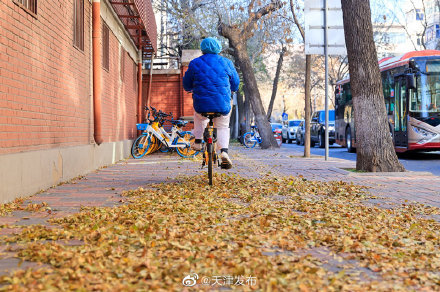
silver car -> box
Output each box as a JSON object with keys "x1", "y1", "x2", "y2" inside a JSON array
[
  {"x1": 282, "y1": 120, "x2": 303, "y2": 143},
  {"x1": 295, "y1": 120, "x2": 306, "y2": 145}
]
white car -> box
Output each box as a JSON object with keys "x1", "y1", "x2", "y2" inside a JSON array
[{"x1": 282, "y1": 120, "x2": 303, "y2": 143}]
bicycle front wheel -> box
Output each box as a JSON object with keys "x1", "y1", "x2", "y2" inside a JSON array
[
  {"x1": 243, "y1": 132, "x2": 257, "y2": 148},
  {"x1": 131, "y1": 135, "x2": 150, "y2": 159},
  {"x1": 176, "y1": 131, "x2": 200, "y2": 158}
]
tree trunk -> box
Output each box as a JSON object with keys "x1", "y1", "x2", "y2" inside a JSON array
[
  {"x1": 230, "y1": 104, "x2": 237, "y2": 139},
  {"x1": 234, "y1": 43, "x2": 279, "y2": 148},
  {"x1": 219, "y1": 26, "x2": 279, "y2": 149},
  {"x1": 290, "y1": 0, "x2": 312, "y2": 157},
  {"x1": 218, "y1": 1, "x2": 282, "y2": 149},
  {"x1": 243, "y1": 85, "x2": 251, "y2": 133},
  {"x1": 237, "y1": 89, "x2": 246, "y2": 142},
  {"x1": 267, "y1": 47, "x2": 287, "y2": 121},
  {"x1": 341, "y1": 0, "x2": 405, "y2": 172},
  {"x1": 304, "y1": 55, "x2": 312, "y2": 158}
]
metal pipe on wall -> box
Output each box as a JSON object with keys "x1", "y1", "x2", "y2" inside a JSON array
[
  {"x1": 137, "y1": 60, "x2": 143, "y2": 124},
  {"x1": 147, "y1": 54, "x2": 154, "y2": 109},
  {"x1": 92, "y1": 0, "x2": 103, "y2": 145}
]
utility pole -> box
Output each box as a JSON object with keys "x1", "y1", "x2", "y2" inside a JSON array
[{"x1": 324, "y1": 0, "x2": 330, "y2": 161}]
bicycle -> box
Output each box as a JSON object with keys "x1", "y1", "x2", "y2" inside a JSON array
[
  {"x1": 132, "y1": 107, "x2": 199, "y2": 158},
  {"x1": 243, "y1": 126, "x2": 262, "y2": 148},
  {"x1": 158, "y1": 118, "x2": 199, "y2": 158},
  {"x1": 200, "y1": 112, "x2": 222, "y2": 186},
  {"x1": 132, "y1": 107, "x2": 161, "y2": 158}
]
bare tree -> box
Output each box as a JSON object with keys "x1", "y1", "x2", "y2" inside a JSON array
[
  {"x1": 289, "y1": 0, "x2": 312, "y2": 157},
  {"x1": 267, "y1": 45, "x2": 287, "y2": 120},
  {"x1": 381, "y1": 0, "x2": 428, "y2": 51},
  {"x1": 341, "y1": 0, "x2": 405, "y2": 172},
  {"x1": 218, "y1": 0, "x2": 284, "y2": 149}
]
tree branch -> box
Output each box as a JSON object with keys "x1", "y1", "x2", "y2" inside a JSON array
[
  {"x1": 290, "y1": 0, "x2": 305, "y2": 41},
  {"x1": 243, "y1": 1, "x2": 284, "y2": 38}
]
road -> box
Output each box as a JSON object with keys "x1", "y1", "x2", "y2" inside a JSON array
[{"x1": 282, "y1": 141, "x2": 440, "y2": 176}]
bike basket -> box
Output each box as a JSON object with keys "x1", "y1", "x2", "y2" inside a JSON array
[{"x1": 136, "y1": 123, "x2": 149, "y2": 131}]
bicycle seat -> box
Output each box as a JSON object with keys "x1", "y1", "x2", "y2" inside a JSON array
[{"x1": 200, "y1": 112, "x2": 222, "y2": 119}]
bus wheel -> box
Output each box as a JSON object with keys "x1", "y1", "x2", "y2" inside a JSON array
[{"x1": 346, "y1": 127, "x2": 355, "y2": 153}]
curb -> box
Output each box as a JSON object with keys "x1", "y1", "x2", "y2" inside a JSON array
[{"x1": 330, "y1": 167, "x2": 434, "y2": 177}]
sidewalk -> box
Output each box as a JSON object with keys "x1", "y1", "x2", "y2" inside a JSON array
[{"x1": 0, "y1": 145, "x2": 439, "y2": 290}]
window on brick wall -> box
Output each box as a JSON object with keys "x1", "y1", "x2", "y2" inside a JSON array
[
  {"x1": 120, "y1": 49, "x2": 125, "y2": 81},
  {"x1": 102, "y1": 23, "x2": 110, "y2": 71},
  {"x1": 14, "y1": 0, "x2": 37, "y2": 15},
  {"x1": 73, "y1": 0, "x2": 84, "y2": 51}
]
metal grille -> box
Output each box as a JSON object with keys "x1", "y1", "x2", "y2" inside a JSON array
[
  {"x1": 73, "y1": 0, "x2": 84, "y2": 51},
  {"x1": 109, "y1": 0, "x2": 157, "y2": 61},
  {"x1": 15, "y1": 0, "x2": 37, "y2": 14}
]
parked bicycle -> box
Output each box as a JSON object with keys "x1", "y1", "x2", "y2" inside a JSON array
[
  {"x1": 131, "y1": 107, "x2": 199, "y2": 158},
  {"x1": 243, "y1": 126, "x2": 262, "y2": 148}
]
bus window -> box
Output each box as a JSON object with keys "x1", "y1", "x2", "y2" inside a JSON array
[
  {"x1": 382, "y1": 71, "x2": 394, "y2": 115},
  {"x1": 342, "y1": 84, "x2": 352, "y2": 105},
  {"x1": 412, "y1": 74, "x2": 440, "y2": 115},
  {"x1": 401, "y1": 85, "x2": 407, "y2": 131},
  {"x1": 394, "y1": 83, "x2": 401, "y2": 131}
]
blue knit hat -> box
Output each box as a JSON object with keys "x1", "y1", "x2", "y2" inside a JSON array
[{"x1": 200, "y1": 37, "x2": 222, "y2": 54}]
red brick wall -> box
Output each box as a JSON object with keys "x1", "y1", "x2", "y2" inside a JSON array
[
  {"x1": 0, "y1": 1, "x2": 139, "y2": 155},
  {"x1": 181, "y1": 66, "x2": 195, "y2": 117},
  {"x1": 142, "y1": 67, "x2": 194, "y2": 122},
  {"x1": 101, "y1": 29, "x2": 138, "y2": 143}
]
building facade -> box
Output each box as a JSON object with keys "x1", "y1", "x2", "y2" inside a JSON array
[{"x1": 0, "y1": 0, "x2": 157, "y2": 202}]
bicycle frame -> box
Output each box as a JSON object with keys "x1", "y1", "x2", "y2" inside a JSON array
[
  {"x1": 144, "y1": 121, "x2": 191, "y2": 149},
  {"x1": 249, "y1": 131, "x2": 262, "y2": 143},
  {"x1": 159, "y1": 126, "x2": 191, "y2": 148}
]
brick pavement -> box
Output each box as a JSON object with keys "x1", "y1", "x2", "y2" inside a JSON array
[{"x1": 0, "y1": 145, "x2": 439, "y2": 278}]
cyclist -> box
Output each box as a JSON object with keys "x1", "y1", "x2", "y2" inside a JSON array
[{"x1": 183, "y1": 37, "x2": 240, "y2": 169}]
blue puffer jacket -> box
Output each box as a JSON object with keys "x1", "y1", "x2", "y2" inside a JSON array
[{"x1": 183, "y1": 54, "x2": 240, "y2": 115}]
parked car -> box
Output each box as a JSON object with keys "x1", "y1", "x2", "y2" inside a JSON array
[
  {"x1": 295, "y1": 120, "x2": 305, "y2": 145},
  {"x1": 271, "y1": 123, "x2": 283, "y2": 147},
  {"x1": 310, "y1": 110, "x2": 335, "y2": 148},
  {"x1": 282, "y1": 119, "x2": 303, "y2": 143}
]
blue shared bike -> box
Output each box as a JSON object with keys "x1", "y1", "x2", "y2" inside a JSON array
[{"x1": 243, "y1": 126, "x2": 262, "y2": 148}]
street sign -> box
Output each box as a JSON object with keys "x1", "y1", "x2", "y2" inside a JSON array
[
  {"x1": 304, "y1": 0, "x2": 346, "y2": 56},
  {"x1": 282, "y1": 113, "x2": 288, "y2": 121},
  {"x1": 305, "y1": 0, "x2": 346, "y2": 161}
]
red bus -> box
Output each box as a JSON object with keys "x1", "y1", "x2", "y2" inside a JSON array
[{"x1": 335, "y1": 50, "x2": 440, "y2": 153}]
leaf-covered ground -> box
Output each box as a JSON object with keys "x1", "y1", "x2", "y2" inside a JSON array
[
  {"x1": 1, "y1": 174, "x2": 440, "y2": 291},
  {"x1": 0, "y1": 199, "x2": 49, "y2": 217}
]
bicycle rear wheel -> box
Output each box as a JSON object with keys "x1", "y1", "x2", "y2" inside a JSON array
[
  {"x1": 159, "y1": 143, "x2": 170, "y2": 153},
  {"x1": 176, "y1": 131, "x2": 200, "y2": 158},
  {"x1": 131, "y1": 135, "x2": 150, "y2": 159},
  {"x1": 207, "y1": 143, "x2": 213, "y2": 185},
  {"x1": 145, "y1": 135, "x2": 156, "y2": 155},
  {"x1": 158, "y1": 137, "x2": 170, "y2": 153},
  {"x1": 243, "y1": 132, "x2": 257, "y2": 148}
]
